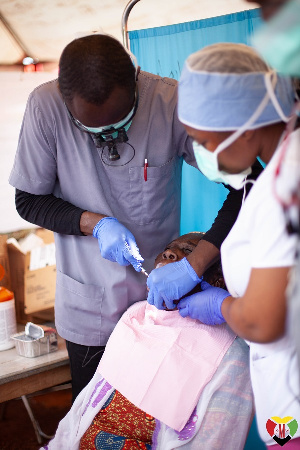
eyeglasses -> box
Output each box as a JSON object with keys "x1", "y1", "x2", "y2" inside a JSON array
[{"x1": 64, "y1": 84, "x2": 139, "y2": 161}]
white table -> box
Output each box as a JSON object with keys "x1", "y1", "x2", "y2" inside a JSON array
[{"x1": 0, "y1": 333, "x2": 70, "y2": 404}]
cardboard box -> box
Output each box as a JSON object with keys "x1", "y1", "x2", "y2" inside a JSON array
[
  {"x1": 7, "y1": 229, "x2": 56, "y2": 323},
  {"x1": 0, "y1": 234, "x2": 11, "y2": 290},
  {"x1": 0, "y1": 228, "x2": 37, "y2": 291}
]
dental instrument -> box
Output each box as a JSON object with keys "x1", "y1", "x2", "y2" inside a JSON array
[{"x1": 140, "y1": 267, "x2": 149, "y2": 277}]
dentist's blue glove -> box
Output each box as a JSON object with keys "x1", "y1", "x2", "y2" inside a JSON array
[
  {"x1": 147, "y1": 257, "x2": 202, "y2": 310},
  {"x1": 93, "y1": 217, "x2": 144, "y2": 271},
  {"x1": 177, "y1": 280, "x2": 231, "y2": 325}
]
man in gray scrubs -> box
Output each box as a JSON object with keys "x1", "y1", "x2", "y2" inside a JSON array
[{"x1": 9, "y1": 34, "x2": 262, "y2": 400}]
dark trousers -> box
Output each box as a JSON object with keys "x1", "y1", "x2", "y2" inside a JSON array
[{"x1": 66, "y1": 340, "x2": 106, "y2": 402}]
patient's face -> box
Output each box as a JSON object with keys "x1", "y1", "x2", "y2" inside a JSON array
[
  {"x1": 154, "y1": 233, "x2": 202, "y2": 269},
  {"x1": 154, "y1": 233, "x2": 225, "y2": 310}
]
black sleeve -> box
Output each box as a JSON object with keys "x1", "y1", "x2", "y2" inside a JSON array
[
  {"x1": 15, "y1": 189, "x2": 86, "y2": 235},
  {"x1": 203, "y1": 159, "x2": 263, "y2": 249}
]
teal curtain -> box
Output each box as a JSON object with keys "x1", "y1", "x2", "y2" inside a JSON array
[{"x1": 129, "y1": 9, "x2": 262, "y2": 235}]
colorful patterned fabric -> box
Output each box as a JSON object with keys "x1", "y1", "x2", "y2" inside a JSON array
[
  {"x1": 42, "y1": 338, "x2": 253, "y2": 450},
  {"x1": 79, "y1": 390, "x2": 155, "y2": 449}
]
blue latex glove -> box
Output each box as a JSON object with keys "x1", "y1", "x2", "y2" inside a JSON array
[
  {"x1": 177, "y1": 280, "x2": 231, "y2": 325},
  {"x1": 147, "y1": 257, "x2": 202, "y2": 310},
  {"x1": 93, "y1": 217, "x2": 144, "y2": 271}
]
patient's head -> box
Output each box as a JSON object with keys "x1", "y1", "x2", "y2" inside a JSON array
[
  {"x1": 155, "y1": 233, "x2": 201, "y2": 268},
  {"x1": 154, "y1": 232, "x2": 225, "y2": 309}
]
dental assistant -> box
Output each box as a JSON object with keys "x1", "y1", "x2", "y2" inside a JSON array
[
  {"x1": 8, "y1": 35, "x2": 262, "y2": 401},
  {"x1": 147, "y1": 42, "x2": 300, "y2": 448},
  {"x1": 250, "y1": 0, "x2": 300, "y2": 403}
]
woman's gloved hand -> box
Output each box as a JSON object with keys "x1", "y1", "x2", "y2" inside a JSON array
[
  {"x1": 93, "y1": 217, "x2": 144, "y2": 271},
  {"x1": 177, "y1": 280, "x2": 231, "y2": 325},
  {"x1": 147, "y1": 257, "x2": 202, "y2": 310}
]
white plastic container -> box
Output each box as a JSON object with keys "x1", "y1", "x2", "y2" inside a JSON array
[{"x1": 0, "y1": 293, "x2": 17, "y2": 351}]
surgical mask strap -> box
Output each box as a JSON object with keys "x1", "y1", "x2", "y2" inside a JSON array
[
  {"x1": 242, "y1": 179, "x2": 256, "y2": 205},
  {"x1": 264, "y1": 71, "x2": 290, "y2": 122},
  {"x1": 215, "y1": 72, "x2": 274, "y2": 157}
]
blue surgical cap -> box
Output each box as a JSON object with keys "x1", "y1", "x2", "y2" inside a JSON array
[{"x1": 178, "y1": 63, "x2": 295, "y2": 131}]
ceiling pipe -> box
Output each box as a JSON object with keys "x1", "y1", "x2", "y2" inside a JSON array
[
  {"x1": 0, "y1": 10, "x2": 33, "y2": 60},
  {"x1": 121, "y1": 0, "x2": 141, "y2": 49}
]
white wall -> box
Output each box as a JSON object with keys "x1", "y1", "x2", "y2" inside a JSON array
[{"x1": 0, "y1": 71, "x2": 57, "y2": 233}]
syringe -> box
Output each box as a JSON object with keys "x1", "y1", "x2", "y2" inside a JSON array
[{"x1": 140, "y1": 267, "x2": 149, "y2": 277}]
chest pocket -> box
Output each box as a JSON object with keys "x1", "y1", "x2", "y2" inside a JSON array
[{"x1": 128, "y1": 157, "x2": 181, "y2": 226}]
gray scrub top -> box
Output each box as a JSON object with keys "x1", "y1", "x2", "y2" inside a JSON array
[{"x1": 9, "y1": 71, "x2": 197, "y2": 346}]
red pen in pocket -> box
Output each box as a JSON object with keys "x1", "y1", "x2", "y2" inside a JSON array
[{"x1": 144, "y1": 158, "x2": 148, "y2": 182}]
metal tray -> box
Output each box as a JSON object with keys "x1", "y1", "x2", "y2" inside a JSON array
[{"x1": 11, "y1": 322, "x2": 58, "y2": 357}]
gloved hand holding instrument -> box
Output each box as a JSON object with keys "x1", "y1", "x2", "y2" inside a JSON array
[{"x1": 93, "y1": 217, "x2": 144, "y2": 272}]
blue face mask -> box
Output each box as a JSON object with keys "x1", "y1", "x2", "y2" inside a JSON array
[
  {"x1": 193, "y1": 141, "x2": 252, "y2": 190},
  {"x1": 252, "y1": 0, "x2": 300, "y2": 77},
  {"x1": 192, "y1": 70, "x2": 293, "y2": 190}
]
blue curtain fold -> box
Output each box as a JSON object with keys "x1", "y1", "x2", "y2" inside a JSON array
[{"x1": 129, "y1": 9, "x2": 262, "y2": 234}]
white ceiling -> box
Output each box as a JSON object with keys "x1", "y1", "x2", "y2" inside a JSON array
[{"x1": 0, "y1": 0, "x2": 256, "y2": 65}]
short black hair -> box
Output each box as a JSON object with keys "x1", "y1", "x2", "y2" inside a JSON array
[{"x1": 58, "y1": 34, "x2": 136, "y2": 105}]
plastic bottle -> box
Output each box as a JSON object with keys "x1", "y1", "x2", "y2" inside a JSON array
[{"x1": 0, "y1": 264, "x2": 17, "y2": 351}]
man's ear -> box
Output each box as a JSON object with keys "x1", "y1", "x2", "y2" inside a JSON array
[
  {"x1": 213, "y1": 277, "x2": 226, "y2": 289},
  {"x1": 136, "y1": 66, "x2": 141, "y2": 80}
]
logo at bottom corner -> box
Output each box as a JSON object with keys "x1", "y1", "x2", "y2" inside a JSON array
[{"x1": 266, "y1": 416, "x2": 298, "y2": 446}]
